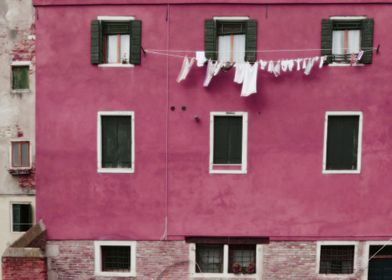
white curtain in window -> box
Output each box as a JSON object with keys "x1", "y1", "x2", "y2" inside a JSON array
[
  {"x1": 332, "y1": 30, "x2": 361, "y2": 55},
  {"x1": 218, "y1": 34, "x2": 245, "y2": 63},
  {"x1": 107, "y1": 35, "x2": 130, "y2": 64}
]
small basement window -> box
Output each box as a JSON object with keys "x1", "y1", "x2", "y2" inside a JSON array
[
  {"x1": 196, "y1": 244, "x2": 224, "y2": 273},
  {"x1": 323, "y1": 112, "x2": 362, "y2": 174},
  {"x1": 94, "y1": 241, "x2": 136, "y2": 277},
  {"x1": 319, "y1": 245, "x2": 355, "y2": 274},
  {"x1": 12, "y1": 203, "x2": 33, "y2": 232},
  {"x1": 210, "y1": 112, "x2": 248, "y2": 174},
  {"x1": 91, "y1": 16, "x2": 142, "y2": 66},
  {"x1": 11, "y1": 62, "x2": 30, "y2": 92},
  {"x1": 229, "y1": 245, "x2": 256, "y2": 274}
]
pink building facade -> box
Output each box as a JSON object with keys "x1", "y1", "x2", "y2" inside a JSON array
[{"x1": 33, "y1": 0, "x2": 392, "y2": 279}]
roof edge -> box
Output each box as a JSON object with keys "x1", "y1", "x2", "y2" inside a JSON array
[{"x1": 33, "y1": 0, "x2": 392, "y2": 7}]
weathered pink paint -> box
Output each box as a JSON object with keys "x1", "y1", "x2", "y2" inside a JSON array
[{"x1": 35, "y1": 2, "x2": 392, "y2": 241}]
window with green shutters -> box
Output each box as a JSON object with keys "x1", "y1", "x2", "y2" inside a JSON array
[
  {"x1": 210, "y1": 112, "x2": 248, "y2": 174},
  {"x1": 321, "y1": 17, "x2": 374, "y2": 64},
  {"x1": 91, "y1": 17, "x2": 142, "y2": 65},
  {"x1": 12, "y1": 65, "x2": 29, "y2": 90},
  {"x1": 12, "y1": 203, "x2": 33, "y2": 232},
  {"x1": 323, "y1": 112, "x2": 362, "y2": 174},
  {"x1": 205, "y1": 18, "x2": 257, "y2": 63},
  {"x1": 98, "y1": 112, "x2": 135, "y2": 173}
]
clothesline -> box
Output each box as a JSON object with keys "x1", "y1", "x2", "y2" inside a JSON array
[
  {"x1": 145, "y1": 49, "x2": 373, "y2": 64},
  {"x1": 146, "y1": 47, "x2": 377, "y2": 53}
]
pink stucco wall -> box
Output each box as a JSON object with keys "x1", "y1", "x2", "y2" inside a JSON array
[{"x1": 35, "y1": 2, "x2": 392, "y2": 241}]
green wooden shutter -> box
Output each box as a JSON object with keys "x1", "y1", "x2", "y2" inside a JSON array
[
  {"x1": 321, "y1": 19, "x2": 333, "y2": 64},
  {"x1": 213, "y1": 117, "x2": 230, "y2": 164},
  {"x1": 91, "y1": 20, "x2": 103, "y2": 65},
  {"x1": 245, "y1": 20, "x2": 257, "y2": 63},
  {"x1": 117, "y1": 116, "x2": 132, "y2": 168},
  {"x1": 102, "y1": 116, "x2": 119, "y2": 168},
  {"x1": 12, "y1": 66, "x2": 29, "y2": 90},
  {"x1": 205, "y1": 19, "x2": 217, "y2": 61},
  {"x1": 361, "y1": 19, "x2": 374, "y2": 64},
  {"x1": 130, "y1": 20, "x2": 142, "y2": 65},
  {"x1": 12, "y1": 204, "x2": 21, "y2": 231},
  {"x1": 228, "y1": 117, "x2": 243, "y2": 164},
  {"x1": 326, "y1": 116, "x2": 359, "y2": 170}
]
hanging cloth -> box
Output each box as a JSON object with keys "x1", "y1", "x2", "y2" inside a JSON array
[
  {"x1": 241, "y1": 62, "x2": 259, "y2": 97},
  {"x1": 234, "y1": 63, "x2": 246, "y2": 84},
  {"x1": 195, "y1": 51, "x2": 207, "y2": 67},
  {"x1": 259, "y1": 60, "x2": 268, "y2": 70},
  {"x1": 176, "y1": 56, "x2": 195, "y2": 83},
  {"x1": 203, "y1": 60, "x2": 219, "y2": 87}
]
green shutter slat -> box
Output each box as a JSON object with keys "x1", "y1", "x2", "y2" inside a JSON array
[
  {"x1": 361, "y1": 19, "x2": 374, "y2": 64},
  {"x1": 103, "y1": 21, "x2": 130, "y2": 35},
  {"x1": 321, "y1": 19, "x2": 333, "y2": 64},
  {"x1": 228, "y1": 117, "x2": 243, "y2": 164},
  {"x1": 326, "y1": 116, "x2": 359, "y2": 170},
  {"x1": 130, "y1": 20, "x2": 142, "y2": 65},
  {"x1": 102, "y1": 117, "x2": 119, "y2": 168},
  {"x1": 91, "y1": 20, "x2": 103, "y2": 65},
  {"x1": 204, "y1": 19, "x2": 217, "y2": 61},
  {"x1": 213, "y1": 117, "x2": 230, "y2": 164},
  {"x1": 117, "y1": 116, "x2": 132, "y2": 168},
  {"x1": 245, "y1": 20, "x2": 257, "y2": 63},
  {"x1": 12, "y1": 204, "x2": 21, "y2": 231}
]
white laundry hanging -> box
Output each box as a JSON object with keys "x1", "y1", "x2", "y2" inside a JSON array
[
  {"x1": 234, "y1": 63, "x2": 246, "y2": 84},
  {"x1": 176, "y1": 56, "x2": 195, "y2": 83},
  {"x1": 203, "y1": 60, "x2": 219, "y2": 87},
  {"x1": 241, "y1": 62, "x2": 259, "y2": 97},
  {"x1": 195, "y1": 51, "x2": 207, "y2": 67},
  {"x1": 259, "y1": 60, "x2": 268, "y2": 70}
]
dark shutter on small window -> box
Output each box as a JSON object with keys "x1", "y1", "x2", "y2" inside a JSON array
[
  {"x1": 360, "y1": 19, "x2": 374, "y2": 64},
  {"x1": 321, "y1": 19, "x2": 333, "y2": 64},
  {"x1": 91, "y1": 20, "x2": 103, "y2": 65},
  {"x1": 245, "y1": 20, "x2": 257, "y2": 63},
  {"x1": 204, "y1": 19, "x2": 217, "y2": 61},
  {"x1": 213, "y1": 116, "x2": 243, "y2": 164},
  {"x1": 102, "y1": 116, "x2": 132, "y2": 168},
  {"x1": 12, "y1": 204, "x2": 21, "y2": 231},
  {"x1": 130, "y1": 20, "x2": 142, "y2": 65},
  {"x1": 12, "y1": 66, "x2": 29, "y2": 90},
  {"x1": 326, "y1": 116, "x2": 359, "y2": 170}
]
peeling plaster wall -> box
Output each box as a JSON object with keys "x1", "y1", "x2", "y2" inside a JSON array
[{"x1": 0, "y1": 0, "x2": 36, "y2": 278}]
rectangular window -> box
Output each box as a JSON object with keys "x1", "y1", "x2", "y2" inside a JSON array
[
  {"x1": 191, "y1": 243, "x2": 260, "y2": 276},
  {"x1": 91, "y1": 17, "x2": 141, "y2": 66},
  {"x1": 12, "y1": 203, "x2": 33, "y2": 232},
  {"x1": 10, "y1": 141, "x2": 31, "y2": 168},
  {"x1": 12, "y1": 65, "x2": 29, "y2": 91},
  {"x1": 323, "y1": 112, "x2": 362, "y2": 174},
  {"x1": 321, "y1": 17, "x2": 374, "y2": 64},
  {"x1": 210, "y1": 112, "x2": 248, "y2": 174},
  {"x1": 98, "y1": 112, "x2": 134, "y2": 173},
  {"x1": 205, "y1": 17, "x2": 257, "y2": 63},
  {"x1": 319, "y1": 245, "x2": 355, "y2": 274},
  {"x1": 94, "y1": 241, "x2": 136, "y2": 277},
  {"x1": 196, "y1": 244, "x2": 224, "y2": 273}
]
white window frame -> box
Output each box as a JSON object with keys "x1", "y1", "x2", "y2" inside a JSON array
[
  {"x1": 316, "y1": 241, "x2": 358, "y2": 277},
  {"x1": 9, "y1": 138, "x2": 32, "y2": 170},
  {"x1": 94, "y1": 241, "x2": 136, "y2": 277},
  {"x1": 11, "y1": 61, "x2": 32, "y2": 93},
  {"x1": 322, "y1": 111, "x2": 363, "y2": 174},
  {"x1": 10, "y1": 201, "x2": 34, "y2": 233},
  {"x1": 328, "y1": 16, "x2": 367, "y2": 67},
  {"x1": 189, "y1": 243, "x2": 262, "y2": 279},
  {"x1": 97, "y1": 111, "x2": 135, "y2": 174},
  {"x1": 209, "y1": 112, "x2": 248, "y2": 174},
  {"x1": 96, "y1": 16, "x2": 135, "y2": 68}
]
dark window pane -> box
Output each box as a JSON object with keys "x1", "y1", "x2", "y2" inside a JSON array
[
  {"x1": 369, "y1": 245, "x2": 392, "y2": 257},
  {"x1": 101, "y1": 246, "x2": 131, "y2": 272},
  {"x1": 101, "y1": 116, "x2": 132, "y2": 168},
  {"x1": 217, "y1": 21, "x2": 246, "y2": 35},
  {"x1": 229, "y1": 245, "x2": 256, "y2": 274},
  {"x1": 320, "y1": 245, "x2": 354, "y2": 274},
  {"x1": 213, "y1": 116, "x2": 243, "y2": 164},
  {"x1": 326, "y1": 115, "x2": 359, "y2": 170},
  {"x1": 332, "y1": 20, "x2": 362, "y2": 30},
  {"x1": 12, "y1": 204, "x2": 32, "y2": 232},
  {"x1": 12, "y1": 142, "x2": 20, "y2": 167},
  {"x1": 12, "y1": 66, "x2": 29, "y2": 90},
  {"x1": 21, "y1": 143, "x2": 29, "y2": 167},
  {"x1": 102, "y1": 21, "x2": 131, "y2": 35},
  {"x1": 196, "y1": 244, "x2": 223, "y2": 273}
]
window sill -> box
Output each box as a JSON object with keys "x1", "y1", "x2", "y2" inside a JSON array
[
  {"x1": 322, "y1": 169, "x2": 360, "y2": 174},
  {"x1": 209, "y1": 165, "x2": 247, "y2": 174},
  {"x1": 328, "y1": 63, "x2": 364, "y2": 67},
  {"x1": 8, "y1": 168, "x2": 32, "y2": 176},
  {"x1": 97, "y1": 168, "x2": 134, "y2": 174},
  {"x1": 191, "y1": 273, "x2": 257, "y2": 278},
  {"x1": 98, "y1": 64, "x2": 134, "y2": 68},
  {"x1": 317, "y1": 273, "x2": 355, "y2": 277},
  {"x1": 11, "y1": 89, "x2": 31, "y2": 94},
  {"x1": 95, "y1": 271, "x2": 136, "y2": 277}
]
